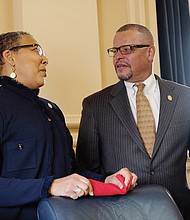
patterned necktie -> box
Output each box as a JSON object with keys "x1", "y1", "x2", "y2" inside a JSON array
[{"x1": 136, "y1": 83, "x2": 156, "y2": 157}]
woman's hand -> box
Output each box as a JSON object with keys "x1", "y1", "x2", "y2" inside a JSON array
[
  {"x1": 49, "y1": 173, "x2": 93, "y2": 199},
  {"x1": 104, "y1": 168, "x2": 138, "y2": 191}
]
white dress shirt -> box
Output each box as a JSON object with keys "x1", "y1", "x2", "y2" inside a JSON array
[{"x1": 124, "y1": 74, "x2": 160, "y2": 131}]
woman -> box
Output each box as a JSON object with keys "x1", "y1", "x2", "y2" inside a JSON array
[{"x1": 0, "y1": 31, "x2": 137, "y2": 220}]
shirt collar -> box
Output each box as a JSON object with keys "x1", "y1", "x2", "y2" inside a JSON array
[
  {"x1": 142, "y1": 74, "x2": 157, "y2": 94},
  {"x1": 124, "y1": 73, "x2": 157, "y2": 95}
]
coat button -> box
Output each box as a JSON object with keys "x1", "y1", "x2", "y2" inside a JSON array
[
  {"x1": 48, "y1": 103, "x2": 53, "y2": 109},
  {"x1": 150, "y1": 170, "x2": 155, "y2": 175},
  {"x1": 18, "y1": 144, "x2": 24, "y2": 150}
]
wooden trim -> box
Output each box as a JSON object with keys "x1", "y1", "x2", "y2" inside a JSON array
[{"x1": 65, "y1": 115, "x2": 80, "y2": 150}]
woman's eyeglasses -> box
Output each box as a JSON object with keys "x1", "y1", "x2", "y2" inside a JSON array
[{"x1": 8, "y1": 44, "x2": 44, "y2": 57}]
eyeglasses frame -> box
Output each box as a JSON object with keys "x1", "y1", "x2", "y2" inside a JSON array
[
  {"x1": 107, "y1": 44, "x2": 150, "y2": 57},
  {"x1": 8, "y1": 44, "x2": 44, "y2": 57}
]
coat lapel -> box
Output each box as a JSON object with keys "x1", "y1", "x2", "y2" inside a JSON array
[
  {"x1": 109, "y1": 81, "x2": 147, "y2": 154},
  {"x1": 152, "y1": 77, "x2": 178, "y2": 158},
  {"x1": 109, "y1": 77, "x2": 178, "y2": 158}
]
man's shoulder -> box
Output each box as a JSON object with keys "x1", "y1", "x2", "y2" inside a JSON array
[
  {"x1": 84, "y1": 81, "x2": 124, "y2": 101},
  {"x1": 160, "y1": 77, "x2": 190, "y2": 91}
]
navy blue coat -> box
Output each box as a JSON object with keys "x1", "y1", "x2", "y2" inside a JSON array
[{"x1": 0, "y1": 76, "x2": 77, "y2": 219}]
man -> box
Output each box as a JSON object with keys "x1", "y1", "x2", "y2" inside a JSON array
[{"x1": 76, "y1": 24, "x2": 190, "y2": 219}]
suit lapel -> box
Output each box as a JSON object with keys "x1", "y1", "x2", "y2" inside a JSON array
[
  {"x1": 152, "y1": 77, "x2": 178, "y2": 158},
  {"x1": 109, "y1": 81, "x2": 147, "y2": 154},
  {"x1": 109, "y1": 78, "x2": 178, "y2": 158}
]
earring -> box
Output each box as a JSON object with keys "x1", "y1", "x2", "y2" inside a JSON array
[{"x1": 10, "y1": 66, "x2": 17, "y2": 79}]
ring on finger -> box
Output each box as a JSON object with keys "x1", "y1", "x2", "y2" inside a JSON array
[{"x1": 74, "y1": 187, "x2": 82, "y2": 196}]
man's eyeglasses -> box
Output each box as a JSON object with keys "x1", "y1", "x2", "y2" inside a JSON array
[
  {"x1": 107, "y1": 44, "x2": 150, "y2": 57},
  {"x1": 8, "y1": 44, "x2": 44, "y2": 57}
]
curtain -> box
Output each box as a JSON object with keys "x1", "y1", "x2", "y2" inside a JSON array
[{"x1": 156, "y1": 0, "x2": 190, "y2": 86}]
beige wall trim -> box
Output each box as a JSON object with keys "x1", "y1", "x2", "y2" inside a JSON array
[
  {"x1": 65, "y1": 115, "x2": 80, "y2": 129},
  {"x1": 65, "y1": 115, "x2": 80, "y2": 149}
]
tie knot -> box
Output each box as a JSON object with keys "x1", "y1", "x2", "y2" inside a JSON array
[{"x1": 136, "y1": 83, "x2": 145, "y2": 91}]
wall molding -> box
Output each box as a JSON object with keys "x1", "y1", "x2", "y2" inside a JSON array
[
  {"x1": 65, "y1": 115, "x2": 80, "y2": 149},
  {"x1": 65, "y1": 115, "x2": 80, "y2": 129}
]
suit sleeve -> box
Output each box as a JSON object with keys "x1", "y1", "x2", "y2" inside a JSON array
[{"x1": 76, "y1": 98, "x2": 101, "y2": 173}]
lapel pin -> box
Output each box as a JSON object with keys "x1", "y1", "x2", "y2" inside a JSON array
[{"x1": 167, "y1": 95, "x2": 172, "y2": 101}]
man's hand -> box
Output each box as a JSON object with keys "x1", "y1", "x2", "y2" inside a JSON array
[{"x1": 104, "y1": 168, "x2": 138, "y2": 191}]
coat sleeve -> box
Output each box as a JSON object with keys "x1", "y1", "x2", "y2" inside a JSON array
[
  {"x1": 0, "y1": 112, "x2": 54, "y2": 207},
  {"x1": 0, "y1": 176, "x2": 53, "y2": 207},
  {"x1": 76, "y1": 98, "x2": 101, "y2": 173}
]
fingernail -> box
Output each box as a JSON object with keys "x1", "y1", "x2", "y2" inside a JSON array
[
  {"x1": 89, "y1": 191, "x2": 94, "y2": 196},
  {"x1": 119, "y1": 184, "x2": 123, "y2": 189}
]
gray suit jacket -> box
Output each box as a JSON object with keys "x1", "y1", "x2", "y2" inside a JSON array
[{"x1": 76, "y1": 75, "x2": 190, "y2": 213}]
